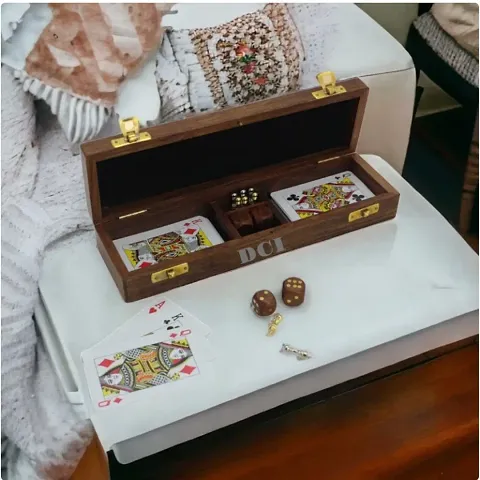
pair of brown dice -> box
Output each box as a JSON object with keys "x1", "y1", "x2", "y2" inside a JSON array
[
  {"x1": 252, "y1": 277, "x2": 306, "y2": 317},
  {"x1": 282, "y1": 277, "x2": 306, "y2": 307},
  {"x1": 229, "y1": 203, "x2": 275, "y2": 237}
]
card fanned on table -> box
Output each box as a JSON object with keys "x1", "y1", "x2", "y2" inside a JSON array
[
  {"x1": 81, "y1": 297, "x2": 214, "y2": 416},
  {"x1": 113, "y1": 216, "x2": 224, "y2": 272},
  {"x1": 271, "y1": 171, "x2": 374, "y2": 221}
]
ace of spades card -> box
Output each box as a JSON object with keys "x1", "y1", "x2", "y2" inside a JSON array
[
  {"x1": 82, "y1": 328, "x2": 212, "y2": 413},
  {"x1": 270, "y1": 171, "x2": 374, "y2": 221},
  {"x1": 99, "y1": 297, "x2": 212, "y2": 343}
]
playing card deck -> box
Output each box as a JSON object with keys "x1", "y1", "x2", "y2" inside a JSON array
[
  {"x1": 82, "y1": 76, "x2": 400, "y2": 302},
  {"x1": 81, "y1": 297, "x2": 214, "y2": 413},
  {"x1": 114, "y1": 216, "x2": 224, "y2": 272},
  {"x1": 270, "y1": 171, "x2": 375, "y2": 222}
]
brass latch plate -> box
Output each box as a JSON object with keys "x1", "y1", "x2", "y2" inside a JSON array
[
  {"x1": 312, "y1": 71, "x2": 346, "y2": 99},
  {"x1": 348, "y1": 203, "x2": 380, "y2": 222},
  {"x1": 112, "y1": 117, "x2": 151, "y2": 148},
  {"x1": 151, "y1": 263, "x2": 189, "y2": 284}
]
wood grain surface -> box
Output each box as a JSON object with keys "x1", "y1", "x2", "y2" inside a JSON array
[
  {"x1": 82, "y1": 79, "x2": 368, "y2": 225},
  {"x1": 81, "y1": 78, "x2": 368, "y2": 165},
  {"x1": 79, "y1": 76, "x2": 399, "y2": 302},
  {"x1": 107, "y1": 338, "x2": 478, "y2": 480},
  {"x1": 91, "y1": 152, "x2": 399, "y2": 302}
]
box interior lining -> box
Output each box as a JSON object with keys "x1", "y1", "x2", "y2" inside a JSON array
[
  {"x1": 104, "y1": 153, "x2": 386, "y2": 243},
  {"x1": 97, "y1": 98, "x2": 360, "y2": 217}
]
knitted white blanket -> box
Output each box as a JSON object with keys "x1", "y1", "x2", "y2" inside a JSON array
[
  {"x1": 1, "y1": 6, "x2": 344, "y2": 476},
  {"x1": 1, "y1": 67, "x2": 94, "y2": 480}
]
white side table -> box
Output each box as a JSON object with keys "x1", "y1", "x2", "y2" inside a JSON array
[{"x1": 36, "y1": 155, "x2": 478, "y2": 463}]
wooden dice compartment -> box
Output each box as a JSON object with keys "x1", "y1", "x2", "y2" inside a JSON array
[
  {"x1": 222, "y1": 201, "x2": 285, "y2": 237},
  {"x1": 82, "y1": 78, "x2": 400, "y2": 302}
]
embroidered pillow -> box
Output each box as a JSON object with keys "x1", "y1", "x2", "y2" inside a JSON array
[{"x1": 164, "y1": 4, "x2": 304, "y2": 118}]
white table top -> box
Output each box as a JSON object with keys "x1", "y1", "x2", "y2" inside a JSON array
[{"x1": 38, "y1": 155, "x2": 479, "y2": 449}]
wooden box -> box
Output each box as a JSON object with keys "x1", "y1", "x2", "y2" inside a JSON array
[{"x1": 81, "y1": 76, "x2": 399, "y2": 302}]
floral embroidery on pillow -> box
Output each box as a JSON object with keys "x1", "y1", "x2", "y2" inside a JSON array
[
  {"x1": 235, "y1": 43, "x2": 258, "y2": 73},
  {"x1": 186, "y1": 4, "x2": 303, "y2": 108}
]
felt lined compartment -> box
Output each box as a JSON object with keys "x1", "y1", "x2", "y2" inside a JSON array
[{"x1": 102, "y1": 153, "x2": 387, "y2": 241}]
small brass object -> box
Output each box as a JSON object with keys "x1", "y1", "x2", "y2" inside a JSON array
[
  {"x1": 231, "y1": 192, "x2": 242, "y2": 209},
  {"x1": 280, "y1": 343, "x2": 312, "y2": 360},
  {"x1": 267, "y1": 313, "x2": 283, "y2": 337},
  {"x1": 118, "y1": 209, "x2": 148, "y2": 220},
  {"x1": 248, "y1": 188, "x2": 259, "y2": 205},
  {"x1": 348, "y1": 203, "x2": 380, "y2": 222},
  {"x1": 317, "y1": 155, "x2": 342, "y2": 164},
  {"x1": 231, "y1": 188, "x2": 258, "y2": 208},
  {"x1": 238, "y1": 189, "x2": 248, "y2": 206},
  {"x1": 112, "y1": 117, "x2": 152, "y2": 148},
  {"x1": 312, "y1": 71, "x2": 346, "y2": 100},
  {"x1": 151, "y1": 263, "x2": 189, "y2": 284}
]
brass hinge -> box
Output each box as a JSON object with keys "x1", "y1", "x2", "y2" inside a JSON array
[
  {"x1": 348, "y1": 203, "x2": 380, "y2": 222},
  {"x1": 111, "y1": 117, "x2": 152, "y2": 148},
  {"x1": 312, "y1": 71, "x2": 346, "y2": 100},
  {"x1": 151, "y1": 263, "x2": 189, "y2": 283}
]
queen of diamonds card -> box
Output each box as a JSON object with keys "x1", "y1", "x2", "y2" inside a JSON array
[{"x1": 96, "y1": 337, "x2": 200, "y2": 400}]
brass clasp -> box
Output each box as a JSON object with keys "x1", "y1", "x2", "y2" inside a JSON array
[
  {"x1": 111, "y1": 117, "x2": 152, "y2": 148},
  {"x1": 151, "y1": 263, "x2": 189, "y2": 284},
  {"x1": 312, "y1": 71, "x2": 346, "y2": 99},
  {"x1": 348, "y1": 203, "x2": 380, "y2": 222}
]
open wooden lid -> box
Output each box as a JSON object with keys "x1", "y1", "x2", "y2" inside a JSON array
[{"x1": 81, "y1": 76, "x2": 368, "y2": 225}]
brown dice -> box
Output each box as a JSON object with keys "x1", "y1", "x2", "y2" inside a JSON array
[
  {"x1": 250, "y1": 203, "x2": 275, "y2": 231},
  {"x1": 251, "y1": 290, "x2": 276, "y2": 316},
  {"x1": 229, "y1": 209, "x2": 254, "y2": 237},
  {"x1": 282, "y1": 277, "x2": 306, "y2": 306}
]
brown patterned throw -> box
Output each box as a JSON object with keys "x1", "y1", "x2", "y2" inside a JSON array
[
  {"x1": 166, "y1": 4, "x2": 304, "y2": 113},
  {"x1": 24, "y1": 3, "x2": 171, "y2": 106}
]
